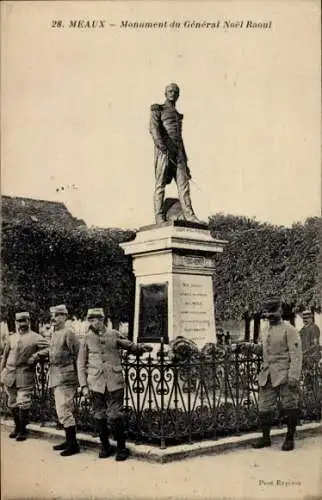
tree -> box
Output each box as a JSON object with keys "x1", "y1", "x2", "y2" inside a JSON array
[{"x1": 1, "y1": 221, "x2": 136, "y2": 329}]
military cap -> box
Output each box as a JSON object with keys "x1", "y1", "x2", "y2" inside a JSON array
[
  {"x1": 54, "y1": 304, "x2": 68, "y2": 315},
  {"x1": 302, "y1": 310, "x2": 313, "y2": 317},
  {"x1": 15, "y1": 311, "x2": 30, "y2": 321},
  {"x1": 49, "y1": 306, "x2": 56, "y2": 314},
  {"x1": 87, "y1": 308, "x2": 105, "y2": 319}
]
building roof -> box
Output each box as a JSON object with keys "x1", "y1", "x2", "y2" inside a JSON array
[{"x1": 2, "y1": 195, "x2": 86, "y2": 228}]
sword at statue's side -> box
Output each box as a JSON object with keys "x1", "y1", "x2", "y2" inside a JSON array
[{"x1": 168, "y1": 157, "x2": 203, "y2": 192}]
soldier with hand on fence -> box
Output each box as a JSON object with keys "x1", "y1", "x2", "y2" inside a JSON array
[
  {"x1": 0, "y1": 312, "x2": 49, "y2": 441},
  {"x1": 240, "y1": 295, "x2": 303, "y2": 451},
  {"x1": 77, "y1": 308, "x2": 153, "y2": 461}
]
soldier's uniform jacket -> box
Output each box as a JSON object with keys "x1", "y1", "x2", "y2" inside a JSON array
[
  {"x1": 299, "y1": 324, "x2": 320, "y2": 357},
  {"x1": 0, "y1": 331, "x2": 49, "y2": 388},
  {"x1": 149, "y1": 102, "x2": 190, "y2": 184},
  {"x1": 48, "y1": 325, "x2": 80, "y2": 388},
  {"x1": 256, "y1": 322, "x2": 303, "y2": 388},
  {"x1": 77, "y1": 327, "x2": 143, "y2": 393}
]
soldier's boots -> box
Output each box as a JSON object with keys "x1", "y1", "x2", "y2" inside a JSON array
[
  {"x1": 16, "y1": 409, "x2": 29, "y2": 442},
  {"x1": 281, "y1": 409, "x2": 297, "y2": 452},
  {"x1": 252, "y1": 436, "x2": 272, "y2": 449},
  {"x1": 60, "y1": 426, "x2": 80, "y2": 456},
  {"x1": 53, "y1": 440, "x2": 68, "y2": 451},
  {"x1": 53, "y1": 430, "x2": 68, "y2": 451},
  {"x1": 96, "y1": 419, "x2": 115, "y2": 459},
  {"x1": 115, "y1": 447, "x2": 130, "y2": 462},
  {"x1": 99, "y1": 444, "x2": 116, "y2": 459},
  {"x1": 114, "y1": 419, "x2": 130, "y2": 462},
  {"x1": 252, "y1": 412, "x2": 272, "y2": 449},
  {"x1": 9, "y1": 408, "x2": 19, "y2": 439}
]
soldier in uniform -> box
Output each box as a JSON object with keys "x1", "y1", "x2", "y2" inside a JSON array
[
  {"x1": 77, "y1": 308, "x2": 153, "y2": 461},
  {"x1": 149, "y1": 83, "x2": 199, "y2": 224},
  {"x1": 299, "y1": 310, "x2": 321, "y2": 360},
  {"x1": 242, "y1": 296, "x2": 303, "y2": 451},
  {"x1": 47, "y1": 304, "x2": 80, "y2": 456},
  {"x1": 0, "y1": 311, "x2": 49, "y2": 441}
]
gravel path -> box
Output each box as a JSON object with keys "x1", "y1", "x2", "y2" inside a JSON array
[{"x1": 1, "y1": 427, "x2": 321, "y2": 500}]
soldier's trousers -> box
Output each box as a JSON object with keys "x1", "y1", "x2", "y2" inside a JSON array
[
  {"x1": 154, "y1": 151, "x2": 194, "y2": 220},
  {"x1": 5, "y1": 384, "x2": 33, "y2": 410},
  {"x1": 258, "y1": 378, "x2": 299, "y2": 413},
  {"x1": 92, "y1": 388, "x2": 124, "y2": 423},
  {"x1": 53, "y1": 385, "x2": 77, "y2": 427}
]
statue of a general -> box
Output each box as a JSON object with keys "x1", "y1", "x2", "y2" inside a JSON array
[{"x1": 149, "y1": 83, "x2": 199, "y2": 224}]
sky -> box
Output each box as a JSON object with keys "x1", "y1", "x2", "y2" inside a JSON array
[{"x1": 1, "y1": 0, "x2": 321, "y2": 229}]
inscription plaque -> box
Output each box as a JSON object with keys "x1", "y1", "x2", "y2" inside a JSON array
[
  {"x1": 138, "y1": 283, "x2": 168, "y2": 343},
  {"x1": 173, "y1": 274, "x2": 215, "y2": 345}
]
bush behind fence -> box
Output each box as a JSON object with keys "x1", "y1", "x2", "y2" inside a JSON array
[{"x1": 1, "y1": 344, "x2": 321, "y2": 448}]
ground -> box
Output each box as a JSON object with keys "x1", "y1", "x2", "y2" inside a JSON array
[{"x1": 1, "y1": 427, "x2": 322, "y2": 500}]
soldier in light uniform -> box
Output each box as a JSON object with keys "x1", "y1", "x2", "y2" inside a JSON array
[
  {"x1": 47, "y1": 304, "x2": 80, "y2": 456},
  {"x1": 242, "y1": 296, "x2": 303, "y2": 451},
  {"x1": 149, "y1": 83, "x2": 199, "y2": 224},
  {"x1": 0, "y1": 312, "x2": 49, "y2": 441},
  {"x1": 77, "y1": 308, "x2": 153, "y2": 461}
]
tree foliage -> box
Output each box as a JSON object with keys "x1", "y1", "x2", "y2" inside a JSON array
[
  {"x1": 209, "y1": 214, "x2": 321, "y2": 320},
  {"x1": 1, "y1": 213, "x2": 321, "y2": 328},
  {"x1": 1, "y1": 221, "x2": 136, "y2": 328}
]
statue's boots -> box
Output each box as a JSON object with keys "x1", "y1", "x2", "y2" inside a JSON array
[{"x1": 179, "y1": 185, "x2": 200, "y2": 223}]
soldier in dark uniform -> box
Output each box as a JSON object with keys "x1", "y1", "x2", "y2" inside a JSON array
[
  {"x1": 300, "y1": 310, "x2": 321, "y2": 360},
  {"x1": 149, "y1": 83, "x2": 199, "y2": 224},
  {"x1": 77, "y1": 308, "x2": 152, "y2": 461}
]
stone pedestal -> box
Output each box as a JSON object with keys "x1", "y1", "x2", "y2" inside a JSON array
[{"x1": 120, "y1": 221, "x2": 227, "y2": 348}]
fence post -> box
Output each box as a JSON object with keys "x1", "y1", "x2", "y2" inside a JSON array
[
  {"x1": 212, "y1": 347, "x2": 217, "y2": 440},
  {"x1": 244, "y1": 310, "x2": 251, "y2": 341},
  {"x1": 159, "y1": 336, "x2": 166, "y2": 449},
  {"x1": 135, "y1": 349, "x2": 141, "y2": 444},
  {"x1": 235, "y1": 347, "x2": 240, "y2": 435},
  {"x1": 123, "y1": 352, "x2": 130, "y2": 437}
]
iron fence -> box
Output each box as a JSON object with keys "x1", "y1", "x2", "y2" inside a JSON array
[{"x1": 0, "y1": 343, "x2": 321, "y2": 448}]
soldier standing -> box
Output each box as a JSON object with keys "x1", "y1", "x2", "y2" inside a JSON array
[
  {"x1": 299, "y1": 310, "x2": 321, "y2": 360},
  {"x1": 77, "y1": 308, "x2": 152, "y2": 461},
  {"x1": 242, "y1": 296, "x2": 303, "y2": 451},
  {"x1": 0, "y1": 312, "x2": 49, "y2": 441},
  {"x1": 149, "y1": 83, "x2": 199, "y2": 224},
  {"x1": 48, "y1": 304, "x2": 80, "y2": 456}
]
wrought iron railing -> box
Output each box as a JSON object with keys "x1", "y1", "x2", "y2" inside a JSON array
[{"x1": 0, "y1": 343, "x2": 321, "y2": 448}]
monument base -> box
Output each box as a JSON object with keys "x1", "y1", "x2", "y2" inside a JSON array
[{"x1": 120, "y1": 221, "x2": 227, "y2": 348}]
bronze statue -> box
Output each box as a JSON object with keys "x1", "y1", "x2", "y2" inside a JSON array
[{"x1": 149, "y1": 83, "x2": 199, "y2": 224}]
